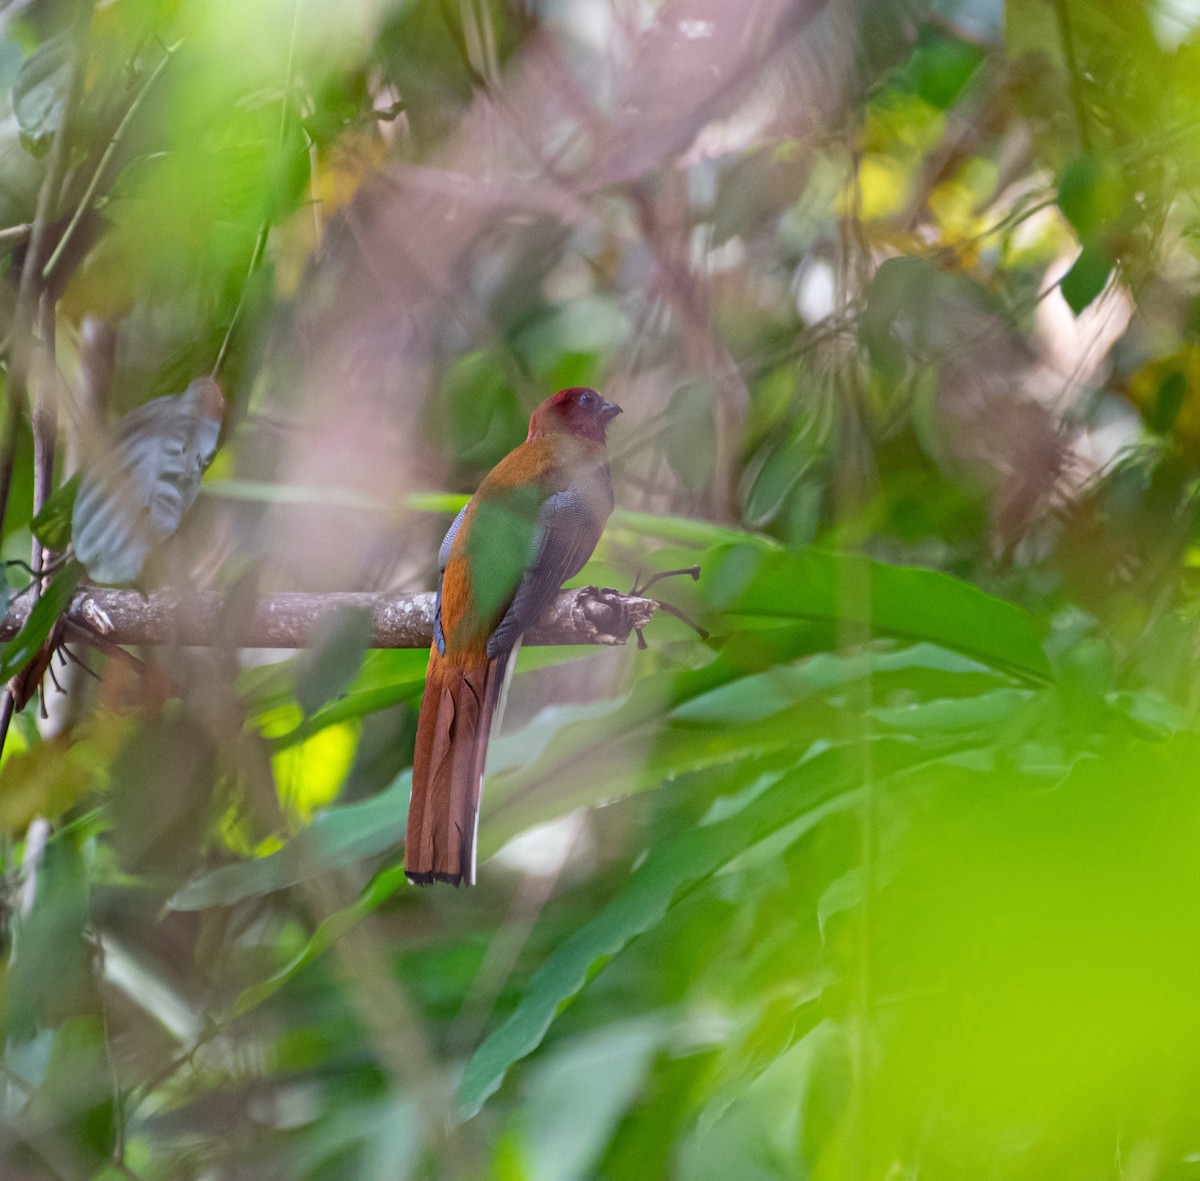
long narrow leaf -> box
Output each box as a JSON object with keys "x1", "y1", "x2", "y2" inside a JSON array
[
  {"x1": 458, "y1": 746, "x2": 863, "y2": 1116},
  {"x1": 707, "y1": 545, "x2": 1051, "y2": 681},
  {"x1": 170, "y1": 774, "x2": 409, "y2": 910},
  {"x1": 0, "y1": 563, "x2": 81, "y2": 683}
]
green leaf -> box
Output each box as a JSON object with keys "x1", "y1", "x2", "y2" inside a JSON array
[
  {"x1": 480, "y1": 664, "x2": 825, "y2": 857},
  {"x1": 1060, "y1": 243, "x2": 1113, "y2": 315},
  {"x1": 0, "y1": 562, "x2": 81, "y2": 683},
  {"x1": 707, "y1": 545, "x2": 1051, "y2": 681},
  {"x1": 476, "y1": 549, "x2": 1044, "y2": 860},
  {"x1": 906, "y1": 25, "x2": 986, "y2": 109},
  {"x1": 869, "y1": 686, "x2": 1034, "y2": 733},
  {"x1": 861, "y1": 257, "x2": 1006, "y2": 375},
  {"x1": 860, "y1": 256, "x2": 935, "y2": 379},
  {"x1": 1150, "y1": 369, "x2": 1187, "y2": 433},
  {"x1": 295, "y1": 605, "x2": 375, "y2": 718},
  {"x1": 459, "y1": 747, "x2": 864, "y2": 1116},
  {"x1": 481, "y1": 626, "x2": 1009, "y2": 858},
  {"x1": 245, "y1": 648, "x2": 429, "y2": 751},
  {"x1": 12, "y1": 33, "x2": 71, "y2": 147},
  {"x1": 518, "y1": 1018, "x2": 667, "y2": 1181},
  {"x1": 1104, "y1": 688, "x2": 1187, "y2": 738},
  {"x1": 466, "y1": 485, "x2": 543, "y2": 623},
  {"x1": 202, "y1": 478, "x2": 389, "y2": 511},
  {"x1": 6, "y1": 836, "x2": 92, "y2": 1038},
  {"x1": 272, "y1": 678, "x2": 424, "y2": 751},
  {"x1": 0, "y1": 40, "x2": 22, "y2": 93},
  {"x1": 0, "y1": 113, "x2": 43, "y2": 231},
  {"x1": 31, "y1": 473, "x2": 79, "y2": 551},
  {"x1": 610, "y1": 508, "x2": 776, "y2": 550},
  {"x1": 663, "y1": 383, "x2": 717, "y2": 494},
  {"x1": 169, "y1": 773, "x2": 410, "y2": 910},
  {"x1": 744, "y1": 435, "x2": 813, "y2": 528},
  {"x1": 672, "y1": 644, "x2": 1009, "y2": 724},
  {"x1": 857, "y1": 0, "x2": 932, "y2": 76},
  {"x1": 1057, "y1": 154, "x2": 1125, "y2": 240},
  {"x1": 108, "y1": 716, "x2": 218, "y2": 876},
  {"x1": 436, "y1": 350, "x2": 524, "y2": 468},
  {"x1": 817, "y1": 867, "x2": 865, "y2": 939},
  {"x1": 406, "y1": 490, "x2": 471, "y2": 514},
  {"x1": 231, "y1": 865, "x2": 408, "y2": 1016},
  {"x1": 697, "y1": 996, "x2": 826, "y2": 1137},
  {"x1": 19, "y1": 1016, "x2": 115, "y2": 1174}
]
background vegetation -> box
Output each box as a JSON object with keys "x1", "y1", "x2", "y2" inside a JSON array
[{"x1": 3, "y1": 0, "x2": 1200, "y2": 1176}]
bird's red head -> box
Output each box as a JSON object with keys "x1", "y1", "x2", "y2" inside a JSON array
[{"x1": 527, "y1": 387, "x2": 622, "y2": 444}]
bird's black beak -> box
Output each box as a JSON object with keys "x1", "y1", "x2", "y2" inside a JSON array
[{"x1": 600, "y1": 400, "x2": 623, "y2": 423}]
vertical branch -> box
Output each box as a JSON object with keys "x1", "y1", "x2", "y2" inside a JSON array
[
  {"x1": 1052, "y1": 0, "x2": 1092, "y2": 154},
  {"x1": 0, "y1": 1, "x2": 91, "y2": 761},
  {"x1": 22, "y1": 293, "x2": 60, "y2": 728},
  {"x1": 833, "y1": 138, "x2": 875, "y2": 524},
  {"x1": 0, "y1": 393, "x2": 19, "y2": 538},
  {"x1": 31, "y1": 292, "x2": 58, "y2": 576},
  {"x1": 13, "y1": 1, "x2": 92, "y2": 341},
  {"x1": 78, "y1": 315, "x2": 118, "y2": 436},
  {"x1": 3, "y1": 0, "x2": 90, "y2": 534},
  {"x1": 834, "y1": 134, "x2": 876, "y2": 1181}
]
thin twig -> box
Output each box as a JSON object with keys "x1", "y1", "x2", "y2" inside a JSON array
[
  {"x1": 211, "y1": 0, "x2": 299, "y2": 384},
  {"x1": 40, "y1": 45, "x2": 176, "y2": 284},
  {"x1": 2, "y1": 559, "x2": 48, "y2": 580},
  {"x1": 32, "y1": 292, "x2": 58, "y2": 568},
  {"x1": 211, "y1": 222, "x2": 269, "y2": 383},
  {"x1": 3, "y1": 555, "x2": 70, "y2": 604},
  {"x1": 95, "y1": 937, "x2": 128, "y2": 1170},
  {"x1": 966, "y1": 194, "x2": 1058, "y2": 248},
  {"x1": 131, "y1": 1020, "x2": 221, "y2": 1112}
]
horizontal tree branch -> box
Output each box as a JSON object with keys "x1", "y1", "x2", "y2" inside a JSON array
[{"x1": 0, "y1": 585, "x2": 658, "y2": 649}]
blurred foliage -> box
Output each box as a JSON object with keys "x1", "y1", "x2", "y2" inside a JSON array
[{"x1": 4, "y1": 0, "x2": 1200, "y2": 1178}]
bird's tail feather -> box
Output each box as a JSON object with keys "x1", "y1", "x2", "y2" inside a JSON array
[{"x1": 405, "y1": 648, "x2": 508, "y2": 886}]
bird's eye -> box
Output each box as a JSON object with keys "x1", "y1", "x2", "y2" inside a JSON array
[{"x1": 578, "y1": 390, "x2": 598, "y2": 410}]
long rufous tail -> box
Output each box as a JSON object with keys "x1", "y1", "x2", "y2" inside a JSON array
[{"x1": 404, "y1": 648, "x2": 507, "y2": 886}]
